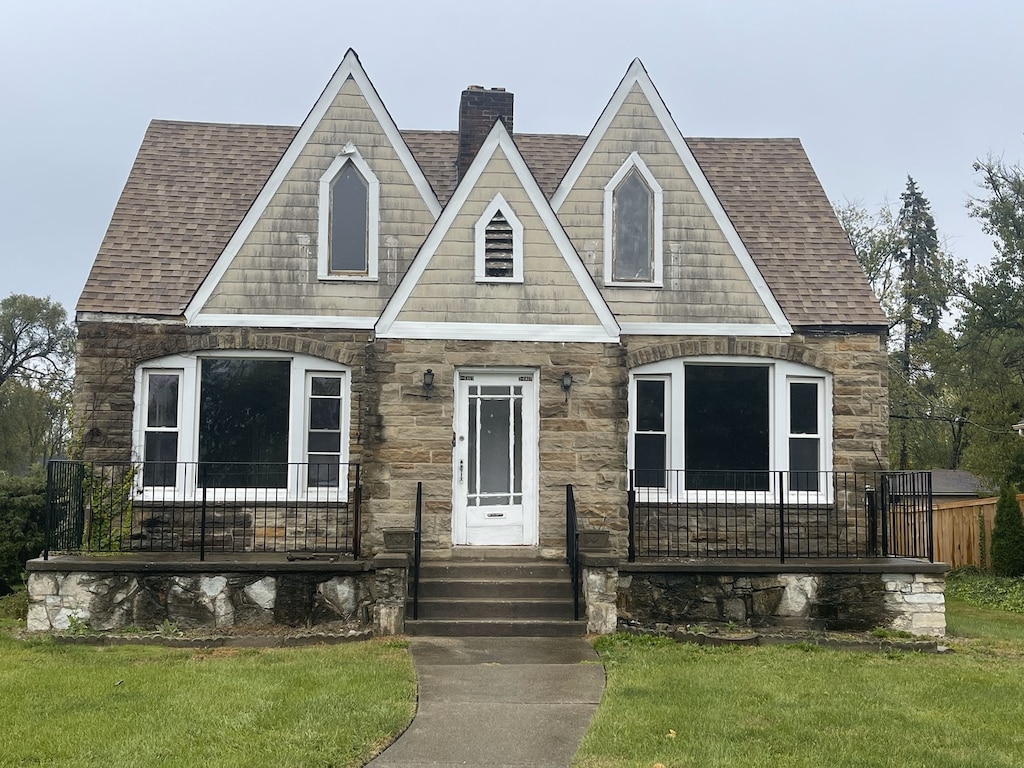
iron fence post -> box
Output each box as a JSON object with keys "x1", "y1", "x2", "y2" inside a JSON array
[
  {"x1": 880, "y1": 474, "x2": 890, "y2": 557},
  {"x1": 865, "y1": 484, "x2": 877, "y2": 557},
  {"x1": 43, "y1": 460, "x2": 54, "y2": 560},
  {"x1": 199, "y1": 482, "x2": 207, "y2": 562},
  {"x1": 353, "y1": 463, "x2": 362, "y2": 558},
  {"x1": 627, "y1": 470, "x2": 636, "y2": 562},
  {"x1": 777, "y1": 470, "x2": 786, "y2": 564}
]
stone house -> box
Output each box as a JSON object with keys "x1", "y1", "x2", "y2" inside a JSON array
[{"x1": 39, "y1": 50, "x2": 946, "y2": 637}]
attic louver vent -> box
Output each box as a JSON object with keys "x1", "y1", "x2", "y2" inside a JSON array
[{"x1": 484, "y1": 211, "x2": 515, "y2": 277}]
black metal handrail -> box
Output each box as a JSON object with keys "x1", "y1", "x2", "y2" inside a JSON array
[
  {"x1": 566, "y1": 484, "x2": 581, "y2": 621},
  {"x1": 43, "y1": 460, "x2": 360, "y2": 560},
  {"x1": 627, "y1": 469, "x2": 933, "y2": 563},
  {"x1": 412, "y1": 481, "x2": 423, "y2": 621}
]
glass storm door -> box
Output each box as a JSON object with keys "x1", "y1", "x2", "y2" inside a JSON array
[{"x1": 453, "y1": 370, "x2": 538, "y2": 546}]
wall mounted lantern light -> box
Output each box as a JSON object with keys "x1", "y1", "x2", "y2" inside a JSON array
[
  {"x1": 423, "y1": 369, "x2": 435, "y2": 400},
  {"x1": 561, "y1": 371, "x2": 573, "y2": 402}
]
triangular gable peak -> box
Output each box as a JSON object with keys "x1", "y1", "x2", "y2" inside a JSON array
[
  {"x1": 377, "y1": 121, "x2": 620, "y2": 342},
  {"x1": 184, "y1": 49, "x2": 441, "y2": 327},
  {"x1": 552, "y1": 59, "x2": 793, "y2": 337}
]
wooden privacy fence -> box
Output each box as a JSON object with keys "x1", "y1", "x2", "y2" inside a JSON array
[{"x1": 932, "y1": 493, "x2": 1024, "y2": 568}]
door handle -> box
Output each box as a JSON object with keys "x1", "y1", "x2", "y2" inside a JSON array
[{"x1": 459, "y1": 460, "x2": 464, "y2": 485}]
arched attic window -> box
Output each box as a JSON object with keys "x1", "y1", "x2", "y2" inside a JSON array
[
  {"x1": 317, "y1": 146, "x2": 380, "y2": 280},
  {"x1": 604, "y1": 152, "x2": 663, "y2": 286},
  {"x1": 475, "y1": 194, "x2": 524, "y2": 283}
]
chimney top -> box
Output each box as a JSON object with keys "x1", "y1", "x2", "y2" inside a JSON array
[{"x1": 457, "y1": 85, "x2": 514, "y2": 183}]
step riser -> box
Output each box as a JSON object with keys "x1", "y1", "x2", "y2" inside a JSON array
[
  {"x1": 412, "y1": 600, "x2": 576, "y2": 620},
  {"x1": 416, "y1": 580, "x2": 572, "y2": 599},
  {"x1": 405, "y1": 620, "x2": 587, "y2": 637},
  {"x1": 417, "y1": 564, "x2": 571, "y2": 580}
]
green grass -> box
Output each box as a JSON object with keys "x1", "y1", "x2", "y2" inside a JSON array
[
  {"x1": 0, "y1": 633, "x2": 415, "y2": 768},
  {"x1": 576, "y1": 610, "x2": 1024, "y2": 768}
]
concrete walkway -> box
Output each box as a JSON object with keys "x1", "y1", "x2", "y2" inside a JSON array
[{"x1": 367, "y1": 637, "x2": 605, "y2": 768}]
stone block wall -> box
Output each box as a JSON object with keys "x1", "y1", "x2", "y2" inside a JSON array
[
  {"x1": 618, "y1": 566, "x2": 947, "y2": 637},
  {"x1": 27, "y1": 568, "x2": 376, "y2": 633}
]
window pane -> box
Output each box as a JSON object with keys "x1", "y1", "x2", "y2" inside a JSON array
[
  {"x1": 613, "y1": 169, "x2": 653, "y2": 281},
  {"x1": 198, "y1": 359, "x2": 289, "y2": 488},
  {"x1": 308, "y1": 432, "x2": 341, "y2": 453},
  {"x1": 634, "y1": 434, "x2": 666, "y2": 488},
  {"x1": 143, "y1": 432, "x2": 177, "y2": 487},
  {"x1": 685, "y1": 365, "x2": 769, "y2": 490},
  {"x1": 307, "y1": 456, "x2": 340, "y2": 488},
  {"x1": 789, "y1": 438, "x2": 820, "y2": 490},
  {"x1": 479, "y1": 398, "x2": 512, "y2": 494},
  {"x1": 147, "y1": 374, "x2": 178, "y2": 428},
  {"x1": 309, "y1": 398, "x2": 340, "y2": 430},
  {"x1": 790, "y1": 382, "x2": 818, "y2": 434},
  {"x1": 330, "y1": 164, "x2": 368, "y2": 273},
  {"x1": 636, "y1": 379, "x2": 665, "y2": 432},
  {"x1": 311, "y1": 376, "x2": 341, "y2": 397}
]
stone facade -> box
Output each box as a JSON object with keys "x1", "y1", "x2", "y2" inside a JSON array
[{"x1": 74, "y1": 319, "x2": 887, "y2": 561}]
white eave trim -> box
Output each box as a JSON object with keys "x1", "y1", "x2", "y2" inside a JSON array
[
  {"x1": 380, "y1": 321, "x2": 618, "y2": 342},
  {"x1": 189, "y1": 313, "x2": 377, "y2": 330},
  {"x1": 551, "y1": 58, "x2": 793, "y2": 336},
  {"x1": 183, "y1": 49, "x2": 441, "y2": 324},
  {"x1": 376, "y1": 120, "x2": 620, "y2": 341},
  {"x1": 619, "y1": 322, "x2": 792, "y2": 337}
]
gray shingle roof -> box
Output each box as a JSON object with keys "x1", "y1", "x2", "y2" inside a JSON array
[{"x1": 79, "y1": 119, "x2": 885, "y2": 327}]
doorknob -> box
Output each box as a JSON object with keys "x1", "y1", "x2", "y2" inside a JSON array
[{"x1": 459, "y1": 460, "x2": 464, "y2": 484}]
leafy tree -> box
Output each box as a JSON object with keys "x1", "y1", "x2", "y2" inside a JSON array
[
  {"x1": 0, "y1": 294, "x2": 75, "y2": 391},
  {"x1": 0, "y1": 473, "x2": 45, "y2": 592},
  {"x1": 837, "y1": 178, "x2": 959, "y2": 470},
  {"x1": 0, "y1": 294, "x2": 75, "y2": 475},
  {"x1": 990, "y1": 482, "x2": 1024, "y2": 577}
]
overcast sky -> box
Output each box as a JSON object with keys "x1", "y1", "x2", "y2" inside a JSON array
[{"x1": 2, "y1": 0, "x2": 1022, "y2": 316}]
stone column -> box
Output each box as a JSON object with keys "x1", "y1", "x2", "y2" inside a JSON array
[
  {"x1": 373, "y1": 553, "x2": 409, "y2": 635},
  {"x1": 580, "y1": 548, "x2": 619, "y2": 635}
]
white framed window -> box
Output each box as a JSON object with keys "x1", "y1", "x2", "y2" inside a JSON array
[
  {"x1": 474, "y1": 194, "x2": 524, "y2": 283},
  {"x1": 627, "y1": 357, "x2": 832, "y2": 501},
  {"x1": 317, "y1": 144, "x2": 379, "y2": 281},
  {"x1": 134, "y1": 352, "x2": 350, "y2": 500},
  {"x1": 604, "y1": 152, "x2": 663, "y2": 286}
]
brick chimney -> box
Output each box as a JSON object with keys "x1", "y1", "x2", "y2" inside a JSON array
[{"x1": 457, "y1": 86, "x2": 514, "y2": 183}]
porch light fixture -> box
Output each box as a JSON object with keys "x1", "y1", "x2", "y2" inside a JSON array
[
  {"x1": 561, "y1": 371, "x2": 573, "y2": 402},
  {"x1": 423, "y1": 369, "x2": 435, "y2": 400}
]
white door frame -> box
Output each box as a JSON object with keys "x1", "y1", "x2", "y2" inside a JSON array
[{"x1": 452, "y1": 368, "x2": 539, "y2": 546}]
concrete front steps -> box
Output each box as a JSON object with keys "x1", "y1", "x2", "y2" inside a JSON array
[{"x1": 405, "y1": 557, "x2": 587, "y2": 637}]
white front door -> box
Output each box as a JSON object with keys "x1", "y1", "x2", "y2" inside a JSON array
[{"x1": 453, "y1": 370, "x2": 539, "y2": 546}]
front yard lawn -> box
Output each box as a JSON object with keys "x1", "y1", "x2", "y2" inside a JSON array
[
  {"x1": 575, "y1": 598, "x2": 1024, "y2": 768},
  {"x1": 0, "y1": 632, "x2": 415, "y2": 768}
]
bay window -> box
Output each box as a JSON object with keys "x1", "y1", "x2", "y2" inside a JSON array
[
  {"x1": 629, "y1": 357, "x2": 831, "y2": 498},
  {"x1": 134, "y1": 353, "x2": 350, "y2": 498}
]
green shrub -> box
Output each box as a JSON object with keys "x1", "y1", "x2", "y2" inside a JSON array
[
  {"x1": 0, "y1": 588, "x2": 28, "y2": 621},
  {"x1": 990, "y1": 483, "x2": 1024, "y2": 577},
  {"x1": 0, "y1": 473, "x2": 45, "y2": 591}
]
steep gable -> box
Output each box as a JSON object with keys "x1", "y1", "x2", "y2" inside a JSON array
[
  {"x1": 553, "y1": 60, "x2": 792, "y2": 336},
  {"x1": 185, "y1": 50, "x2": 440, "y2": 328},
  {"x1": 377, "y1": 122, "x2": 619, "y2": 341}
]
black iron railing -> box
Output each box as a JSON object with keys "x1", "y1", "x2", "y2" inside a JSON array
[
  {"x1": 44, "y1": 460, "x2": 361, "y2": 560},
  {"x1": 627, "y1": 470, "x2": 932, "y2": 563},
  {"x1": 411, "y1": 481, "x2": 423, "y2": 621},
  {"x1": 565, "y1": 484, "x2": 581, "y2": 621}
]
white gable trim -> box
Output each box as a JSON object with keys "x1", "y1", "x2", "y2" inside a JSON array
[
  {"x1": 317, "y1": 145, "x2": 380, "y2": 281},
  {"x1": 184, "y1": 49, "x2": 441, "y2": 323},
  {"x1": 474, "y1": 193, "x2": 524, "y2": 283},
  {"x1": 189, "y1": 313, "x2": 377, "y2": 330},
  {"x1": 380, "y1": 321, "x2": 616, "y2": 343},
  {"x1": 604, "y1": 152, "x2": 664, "y2": 287},
  {"x1": 551, "y1": 59, "x2": 792, "y2": 335},
  {"x1": 377, "y1": 121, "x2": 619, "y2": 340}
]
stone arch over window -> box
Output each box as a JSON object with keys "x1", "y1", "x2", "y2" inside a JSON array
[
  {"x1": 317, "y1": 145, "x2": 380, "y2": 280},
  {"x1": 604, "y1": 152, "x2": 663, "y2": 286},
  {"x1": 474, "y1": 194, "x2": 524, "y2": 283}
]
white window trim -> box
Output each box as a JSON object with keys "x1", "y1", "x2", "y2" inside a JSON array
[
  {"x1": 628, "y1": 356, "x2": 832, "y2": 503},
  {"x1": 317, "y1": 144, "x2": 379, "y2": 281},
  {"x1": 474, "y1": 193, "x2": 524, "y2": 283},
  {"x1": 604, "y1": 152, "x2": 663, "y2": 287},
  {"x1": 133, "y1": 351, "x2": 351, "y2": 501}
]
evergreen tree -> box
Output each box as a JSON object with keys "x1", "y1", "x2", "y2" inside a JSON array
[{"x1": 990, "y1": 482, "x2": 1024, "y2": 577}]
